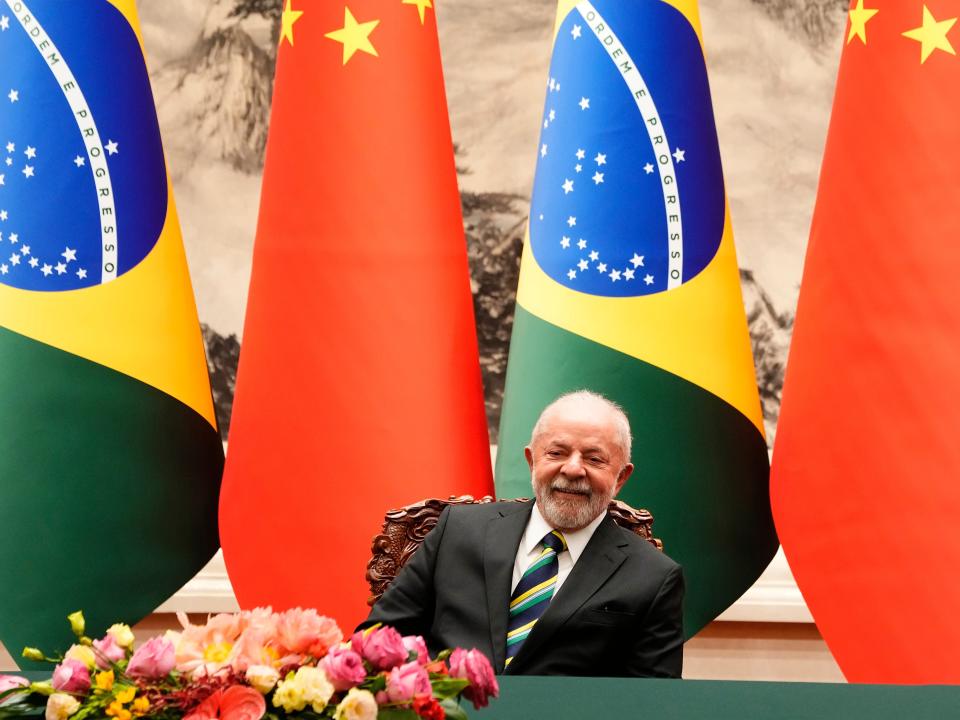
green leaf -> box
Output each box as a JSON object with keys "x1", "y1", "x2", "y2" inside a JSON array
[
  {"x1": 376, "y1": 708, "x2": 420, "y2": 720},
  {"x1": 439, "y1": 698, "x2": 470, "y2": 720},
  {"x1": 435, "y1": 649, "x2": 453, "y2": 663},
  {"x1": 365, "y1": 674, "x2": 387, "y2": 693},
  {"x1": 430, "y1": 677, "x2": 469, "y2": 700}
]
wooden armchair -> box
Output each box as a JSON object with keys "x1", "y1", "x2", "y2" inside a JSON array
[{"x1": 365, "y1": 495, "x2": 662, "y2": 606}]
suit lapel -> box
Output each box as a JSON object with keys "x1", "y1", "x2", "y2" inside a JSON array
[
  {"x1": 507, "y1": 515, "x2": 627, "y2": 672},
  {"x1": 483, "y1": 500, "x2": 533, "y2": 673}
]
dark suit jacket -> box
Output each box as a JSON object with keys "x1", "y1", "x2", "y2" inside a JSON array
[{"x1": 362, "y1": 500, "x2": 684, "y2": 677}]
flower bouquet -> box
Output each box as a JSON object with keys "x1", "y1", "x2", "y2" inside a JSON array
[{"x1": 0, "y1": 610, "x2": 497, "y2": 720}]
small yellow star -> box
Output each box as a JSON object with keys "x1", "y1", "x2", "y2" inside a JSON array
[
  {"x1": 902, "y1": 4, "x2": 957, "y2": 64},
  {"x1": 846, "y1": 0, "x2": 878, "y2": 45},
  {"x1": 402, "y1": 0, "x2": 433, "y2": 25},
  {"x1": 325, "y1": 7, "x2": 380, "y2": 65},
  {"x1": 280, "y1": 0, "x2": 303, "y2": 47}
]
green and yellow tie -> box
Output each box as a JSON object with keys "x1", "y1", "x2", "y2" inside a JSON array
[{"x1": 505, "y1": 529, "x2": 567, "y2": 667}]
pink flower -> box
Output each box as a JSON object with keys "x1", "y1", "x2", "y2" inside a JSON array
[
  {"x1": 276, "y1": 608, "x2": 342, "y2": 657},
  {"x1": 51, "y1": 659, "x2": 90, "y2": 694},
  {"x1": 351, "y1": 626, "x2": 407, "y2": 670},
  {"x1": 402, "y1": 636, "x2": 430, "y2": 666},
  {"x1": 92, "y1": 635, "x2": 126, "y2": 669},
  {"x1": 184, "y1": 685, "x2": 266, "y2": 720},
  {"x1": 319, "y1": 645, "x2": 367, "y2": 691},
  {"x1": 0, "y1": 676, "x2": 28, "y2": 706},
  {"x1": 384, "y1": 661, "x2": 431, "y2": 704},
  {"x1": 127, "y1": 637, "x2": 176, "y2": 679},
  {"x1": 448, "y1": 648, "x2": 498, "y2": 709},
  {"x1": 229, "y1": 628, "x2": 277, "y2": 673}
]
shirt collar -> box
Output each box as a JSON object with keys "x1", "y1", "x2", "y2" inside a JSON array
[{"x1": 522, "y1": 502, "x2": 607, "y2": 564}]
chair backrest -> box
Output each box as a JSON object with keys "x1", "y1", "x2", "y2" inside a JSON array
[{"x1": 365, "y1": 495, "x2": 662, "y2": 606}]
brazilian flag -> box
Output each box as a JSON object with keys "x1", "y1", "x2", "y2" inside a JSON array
[
  {"x1": 0, "y1": 0, "x2": 223, "y2": 660},
  {"x1": 496, "y1": 0, "x2": 777, "y2": 635}
]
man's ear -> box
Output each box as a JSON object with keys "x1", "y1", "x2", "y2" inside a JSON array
[
  {"x1": 614, "y1": 462, "x2": 634, "y2": 495},
  {"x1": 524, "y1": 446, "x2": 534, "y2": 472}
]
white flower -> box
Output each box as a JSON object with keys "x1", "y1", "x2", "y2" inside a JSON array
[
  {"x1": 45, "y1": 693, "x2": 80, "y2": 720},
  {"x1": 246, "y1": 665, "x2": 280, "y2": 694},
  {"x1": 334, "y1": 688, "x2": 378, "y2": 720}
]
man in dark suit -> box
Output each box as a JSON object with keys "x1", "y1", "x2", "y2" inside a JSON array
[{"x1": 362, "y1": 391, "x2": 684, "y2": 677}]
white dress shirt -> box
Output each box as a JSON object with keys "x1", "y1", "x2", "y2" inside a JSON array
[{"x1": 511, "y1": 503, "x2": 607, "y2": 594}]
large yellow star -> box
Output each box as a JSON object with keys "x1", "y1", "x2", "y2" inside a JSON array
[
  {"x1": 402, "y1": 0, "x2": 433, "y2": 25},
  {"x1": 846, "y1": 0, "x2": 878, "y2": 45},
  {"x1": 902, "y1": 4, "x2": 957, "y2": 64},
  {"x1": 325, "y1": 7, "x2": 380, "y2": 65},
  {"x1": 280, "y1": 0, "x2": 303, "y2": 47}
]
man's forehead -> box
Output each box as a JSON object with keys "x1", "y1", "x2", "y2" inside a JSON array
[{"x1": 536, "y1": 403, "x2": 620, "y2": 442}]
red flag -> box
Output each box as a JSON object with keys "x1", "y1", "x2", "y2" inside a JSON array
[
  {"x1": 219, "y1": 0, "x2": 493, "y2": 627},
  {"x1": 771, "y1": 0, "x2": 960, "y2": 683}
]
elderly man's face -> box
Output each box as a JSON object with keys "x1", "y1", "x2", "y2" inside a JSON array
[{"x1": 525, "y1": 402, "x2": 634, "y2": 531}]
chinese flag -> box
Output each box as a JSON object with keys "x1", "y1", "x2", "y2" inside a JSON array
[
  {"x1": 771, "y1": 1, "x2": 960, "y2": 683},
  {"x1": 220, "y1": 0, "x2": 493, "y2": 628}
]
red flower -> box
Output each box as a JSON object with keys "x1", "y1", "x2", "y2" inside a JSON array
[
  {"x1": 412, "y1": 695, "x2": 445, "y2": 720},
  {"x1": 184, "y1": 685, "x2": 266, "y2": 720},
  {"x1": 424, "y1": 660, "x2": 448, "y2": 676}
]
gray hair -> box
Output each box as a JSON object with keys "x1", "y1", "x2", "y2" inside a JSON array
[{"x1": 529, "y1": 390, "x2": 632, "y2": 463}]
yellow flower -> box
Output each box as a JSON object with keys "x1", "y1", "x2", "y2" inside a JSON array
[
  {"x1": 115, "y1": 687, "x2": 136, "y2": 704},
  {"x1": 66, "y1": 611, "x2": 85, "y2": 638},
  {"x1": 202, "y1": 641, "x2": 233, "y2": 664},
  {"x1": 132, "y1": 697, "x2": 150, "y2": 716},
  {"x1": 95, "y1": 671, "x2": 115, "y2": 692},
  {"x1": 107, "y1": 624, "x2": 135, "y2": 649},
  {"x1": 105, "y1": 700, "x2": 125, "y2": 718},
  {"x1": 22, "y1": 647, "x2": 45, "y2": 662},
  {"x1": 294, "y1": 666, "x2": 334, "y2": 713},
  {"x1": 65, "y1": 644, "x2": 97, "y2": 670},
  {"x1": 271, "y1": 677, "x2": 307, "y2": 713},
  {"x1": 246, "y1": 665, "x2": 280, "y2": 694},
  {"x1": 333, "y1": 688, "x2": 378, "y2": 720}
]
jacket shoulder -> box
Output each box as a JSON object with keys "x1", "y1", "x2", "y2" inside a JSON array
[{"x1": 613, "y1": 521, "x2": 682, "y2": 574}]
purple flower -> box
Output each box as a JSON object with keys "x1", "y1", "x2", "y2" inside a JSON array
[
  {"x1": 51, "y1": 659, "x2": 90, "y2": 694},
  {"x1": 350, "y1": 626, "x2": 407, "y2": 670},
  {"x1": 92, "y1": 635, "x2": 126, "y2": 669},
  {"x1": 127, "y1": 637, "x2": 175, "y2": 679},
  {"x1": 448, "y1": 648, "x2": 498, "y2": 709},
  {"x1": 319, "y1": 644, "x2": 367, "y2": 691},
  {"x1": 384, "y1": 661, "x2": 431, "y2": 703}
]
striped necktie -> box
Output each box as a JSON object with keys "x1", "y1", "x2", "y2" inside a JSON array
[{"x1": 505, "y1": 529, "x2": 567, "y2": 667}]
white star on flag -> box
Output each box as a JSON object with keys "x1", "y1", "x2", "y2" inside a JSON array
[
  {"x1": 644, "y1": 163, "x2": 654, "y2": 174},
  {"x1": 578, "y1": 259, "x2": 589, "y2": 271},
  {"x1": 575, "y1": 164, "x2": 582, "y2": 173},
  {"x1": 575, "y1": 149, "x2": 585, "y2": 160},
  {"x1": 41, "y1": 263, "x2": 52, "y2": 276},
  {"x1": 62, "y1": 247, "x2": 77, "y2": 262},
  {"x1": 597, "y1": 262, "x2": 607, "y2": 273},
  {"x1": 630, "y1": 253, "x2": 645, "y2": 267},
  {"x1": 562, "y1": 179, "x2": 574, "y2": 194},
  {"x1": 0, "y1": 15, "x2": 9, "y2": 30},
  {"x1": 22, "y1": 165, "x2": 34, "y2": 178},
  {"x1": 55, "y1": 262, "x2": 67, "y2": 275},
  {"x1": 28, "y1": 257, "x2": 38, "y2": 268},
  {"x1": 105, "y1": 140, "x2": 119, "y2": 155},
  {"x1": 567, "y1": 269, "x2": 576, "y2": 279},
  {"x1": 592, "y1": 172, "x2": 604, "y2": 185},
  {"x1": 7, "y1": 89, "x2": 18, "y2": 103},
  {"x1": 560, "y1": 236, "x2": 571, "y2": 248},
  {"x1": 20, "y1": 245, "x2": 30, "y2": 255},
  {"x1": 9, "y1": 253, "x2": 20, "y2": 265},
  {"x1": 567, "y1": 216, "x2": 576, "y2": 227},
  {"x1": 74, "y1": 156, "x2": 85, "y2": 167},
  {"x1": 4, "y1": 158, "x2": 10, "y2": 167},
  {"x1": 548, "y1": 109, "x2": 556, "y2": 121},
  {"x1": 8, "y1": 233, "x2": 17, "y2": 243},
  {"x1": 673, "y1": 148, "x2": 685, "y2": 163},
  {"x1": 0, "y1": 265, "x2": 6, "y2": 275},
  {"x1": 624, "y1": 268, "x2": 635, "y2": 280},
  {"x1": 579, "y1": 97, "x2": 590, "y2": 110},
  {"x1": 577, "y1": 239, "x2": 587, "y2": 250},
  {"x1": 644, "y1": 274, "x2": 654, "y2": 285},
  {"x1": 77, "y1": 268, "x2": 87, "y2": 279},
  {"x1": 594, "y1": 153, "x2": 606, "y2": 165},
  {"x1": 609, "y1": 269, "x2": 621, "y2": 281},
  {"x1": 24, "y1": 146, "x2": 36, "y2": 159},
  {"x1": 541, "y1": 144, "x2": 548, "y2": 157},
  {"x1": 571, "y1": 24, "x2": 581, "y2": 39},
  {"x1": 589, "y1": 250, "x2": 599, "y2": 261},
  {"x1": 4, "y1": 142, "x2": 12, "y2": 152}
]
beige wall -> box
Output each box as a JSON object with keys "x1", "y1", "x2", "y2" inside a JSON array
[{"x1": 1, "y1": 617, "x2": 843, "y2": 682}]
